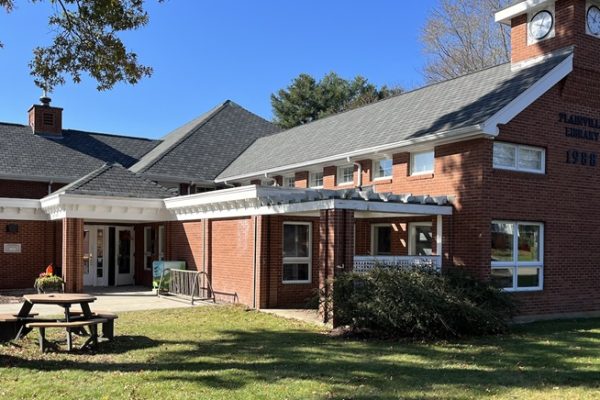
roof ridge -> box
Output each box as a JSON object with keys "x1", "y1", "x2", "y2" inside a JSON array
[
  {"x1": 129, "y1": 101, "x2": 231, "y2": 174},
  {"x1": 63, "y1": 129, "x2": 158, "y2": 142}
]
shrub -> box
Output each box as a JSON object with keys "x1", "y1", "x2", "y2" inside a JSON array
[{"x1": 333, "y1": 267, "x2": 516, "y2": 339}]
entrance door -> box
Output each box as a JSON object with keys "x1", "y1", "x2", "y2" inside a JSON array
[
  {"x1": 83, "y1": 226, "x2": 109, "y2": 286},
  {"x1": 115, "y1": 227, "x2": 135, "y2": 286}
]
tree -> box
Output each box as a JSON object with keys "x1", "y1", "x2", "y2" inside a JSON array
[
  {"x1": 421, "y1": 0, "x2": 511, "y2": 83},
  {"x1": 271, "y1": 72, "x2": 402, "y2": 129},
  {"x1": 0, "y1": 0, "x2": 159, "y2": 91}
]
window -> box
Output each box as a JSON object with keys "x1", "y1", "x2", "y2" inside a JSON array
[
  {"x1": 373, "y1": 158, "x2": 393, "y2": 179},
  {"x1": 283, "y1": 222, "x2": 312, "y2": 283},
  {"x1": 337, "y1": 165, "x2": 354, "y2": 186},
  {"x1": 283, "y1": 175, "x2": 295, "y2": 188},
  {"x1": 309, "y1": 171, "x2": 323, "y2": 188},
  {"x1": 409, "y1": 222, "x2": 433, "y2": 256},
  {"x1": 372, "y1": 224, "x2": 392, "y2": 256},
  {"x1": 410, "y1": 150, "x2": 435, "y2": 176},
  {"x1": 491, "y1": 221, "x2": 544, "y2": 291},
  {"x1": 493, "y1": 142, "x2": 545, "y2": 173},
  {"x1": 144, "y1": 226, "x2": 156, "y2": 270}
]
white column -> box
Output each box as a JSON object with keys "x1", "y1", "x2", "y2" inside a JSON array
[{"x1": 436, "y1": 215, "x2": 443, "y2": 256}]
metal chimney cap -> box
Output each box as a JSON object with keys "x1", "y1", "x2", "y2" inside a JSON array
[{"x1": 40, "y1": 96, "x2": 51, "y2": 106}]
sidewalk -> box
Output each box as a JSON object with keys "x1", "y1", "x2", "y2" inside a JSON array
[{"x1": 0, "y1": 286, "x2": 206, "y2": 316}]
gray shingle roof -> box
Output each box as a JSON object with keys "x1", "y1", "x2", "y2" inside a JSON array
[
  {"x1": 218, "y1": 50, "x2": 571, "y2": 180},
  {"x1": 130, "y1": 100, "x2": 280, "y2": 183},
  {"x1": 0, "y1": 123, "x2": 159, "y2": 182},
  {"x1": 57, "y1": 163, "x2": 175, "y2": 199}
]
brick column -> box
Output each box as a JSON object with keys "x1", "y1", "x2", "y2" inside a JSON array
[
  {"x1": 319, "y1": 209, "x2": 354, "y2": 325},
  {"x1": 62, "y1": 218, "x2": 84, "y2": 293}
]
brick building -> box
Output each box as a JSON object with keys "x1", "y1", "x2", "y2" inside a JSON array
[{"x1": 1, "y1": 0, "x2": 599, "y2": 321}]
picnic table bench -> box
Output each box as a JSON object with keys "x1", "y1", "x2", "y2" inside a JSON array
[{"x1": 27, "y1": 318, "x2": 107, "y2": 352}]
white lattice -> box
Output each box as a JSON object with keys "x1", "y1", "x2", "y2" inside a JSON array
[{"x1": 353, "y1": 256, "x2": 442, "y2": 273}]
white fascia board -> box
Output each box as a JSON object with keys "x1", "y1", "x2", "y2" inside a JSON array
[
  {"x1": 215, "y1": 126, "x2": 485, "y2": 183},
  {"x1": 495, "y1": 0, "x2": 553, "y2": 24},
  {"x1": 41, "y1": 194, "x2": 171, "y2": 222},
  {"x1": 169, "y1": 197, "x2": 452, "y2": 221},
  {"x1": 164, "y1": 185, "x2": 260, "y2": 209},
  {"x1": 0, "y1": 198, "x2": 47, "y2": 221},
  {"x1": 481, "y1": 53, "x2": 573, "y2": 135},
  {"x1": 0, "y1": 174, "x2": 73, "y2": 184}
]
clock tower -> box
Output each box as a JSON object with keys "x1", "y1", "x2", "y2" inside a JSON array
[{"x1": 496, "y1": 0, "x2": 600, "y2": 72}]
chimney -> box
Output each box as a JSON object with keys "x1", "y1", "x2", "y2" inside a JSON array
[{"x1": 28, "y1": 95, "x2": 63, "y2": 136}]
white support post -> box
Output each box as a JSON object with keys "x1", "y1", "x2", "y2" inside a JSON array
[{"x1": 436, "y1": 214, "x2": 443, "y2": 256}]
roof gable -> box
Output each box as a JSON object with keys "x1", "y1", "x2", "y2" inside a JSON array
[{"x1": 130, "y1": 100, "x2": 280, "y2": 182}]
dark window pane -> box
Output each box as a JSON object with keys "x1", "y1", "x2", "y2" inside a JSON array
[
  {"x1": 491, "y1": 268, "x2": 513, "y2": 289},
  {"x1": 283, "y1": 224, "x2": 309, "y2": 258},
  {"x1": 374, "y1": 226, "x2": 392, "y2": 255},
  {"x1": 283, "y1": 263, "x2": 310, "y2": 282},
  {"x1": 518, "y1": 225, "x2": 540, "y2": 262},
  {"x1": 414, "y1": 226, "x2": 433, "y2": 256},
  {"x1": 491, "y1": 223, "x2": 514, "y2": 262},
  {"x1": 517, "y1": 267, "x2": 540, "y2": 288}
]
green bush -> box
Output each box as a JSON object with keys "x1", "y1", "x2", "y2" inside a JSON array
[{"x1": 333, "y1": 267, "x2": 516, "y2": 339}]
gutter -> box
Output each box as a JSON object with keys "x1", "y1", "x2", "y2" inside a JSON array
[{"x1": 215, "y1": 125, "x2": 486, "y2": 182}]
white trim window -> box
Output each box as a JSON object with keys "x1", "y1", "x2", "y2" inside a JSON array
[
  {"x1": 337, "y1": 165, "x2": 354, "y2": 186},
  {"x1": 491, "y1": 221, "x2": 544, "y2": 291},
  {"x1": 493, "y1": 142, "x2": 545, "y2": 173},
  {"x1": 371, "y1": 224, "x2": 392, "y2": 256},
  {"x1": 283, "y1": 175, "x2": 295, "y2": 188},
  {"x1": 309, "y1": 171, "x2": 323, "y2": 188},
  {"x1": 372, "y1": 158, "x2": 393, "y2": 180},
  {"x1": 410, "y1": 150, "x2": 435, "y2": 176},
  {"x1": 409, "y1": 222, "x2": 433, "y2": 256},
  {"x1": 282, "y1": 222, "x2": 312, "y2": 284},
  {"x1": 143, "y1": 226, "x2": 156, "y2": 271}
]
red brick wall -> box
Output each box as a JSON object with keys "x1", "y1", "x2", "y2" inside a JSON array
[
  {"x1": 0, "y1": 180, "x2": 65, "y2": 199},
  {"x1": 0, "y1": 219, "x2": 61, "y2": 290},
  {"x1": 490, "y1": 77, "x2": 600, "y2": 316}
]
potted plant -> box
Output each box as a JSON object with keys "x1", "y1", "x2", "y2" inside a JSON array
[{"x1": 34, "y1": 264, "x2": 64, "y2": 293}]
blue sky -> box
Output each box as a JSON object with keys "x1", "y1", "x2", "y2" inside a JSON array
[{"x1": 0, "y1": 0, "x2": 437, "y2": 139}]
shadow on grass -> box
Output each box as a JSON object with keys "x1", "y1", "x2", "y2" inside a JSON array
[{"x1": 1, "y1": 318, "x2": 599, "y2": 399}]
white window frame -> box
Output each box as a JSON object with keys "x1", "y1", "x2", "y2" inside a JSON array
[
  {"x1": 410, "y1": 150, "x2": 435, "y2": 176},
  {"x1": 143, "y1": 226, "x2": 154, "y2": 271},
  {"x1": 408, "y1": 222, "x2": 433, "y2": 256},
  {"x1": 283, "y1": 175, "x2": 295, "y2": 188},
  {"x1": 491, "y1": 221, "x2": 544, "y2": 292},
  {"x1": 371, "y1": 223, "x2": 392, "y2": 256},
  {"x1": 372, "y1": 158, "x2": 393, "y2": 180},
  {"x1": 337, "y1": 165, "x2": 354, "y2": 186},
  {"x1": 282, "y1": 222, "x2": 312, "y2": 284},
  {"x1": 309, "y1": 171, "x2": 323, "y2": 188},
  {"x1": 493, "y1": 142, "x2": 546, "y2": 174}
]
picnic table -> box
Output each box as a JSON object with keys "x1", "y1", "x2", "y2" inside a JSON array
[{"x1": 1, "y1": 293, "x2": 117, "y2": 352}]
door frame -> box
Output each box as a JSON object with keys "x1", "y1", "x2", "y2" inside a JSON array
[{"x1": 83, "y1": 225, "x2": 109, "y2": 287}]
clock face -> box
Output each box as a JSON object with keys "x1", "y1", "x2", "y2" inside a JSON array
[
  {"x1": 530, "y1": 10, "x2": 554, "y2": 40},
  {"x1": 588, "y1": 6, "x2": 600, "y2": 36}
]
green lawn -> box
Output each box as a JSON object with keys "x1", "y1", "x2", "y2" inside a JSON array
[{"x1": 1, "y1": 306, "x2": 599, "y2": 400}]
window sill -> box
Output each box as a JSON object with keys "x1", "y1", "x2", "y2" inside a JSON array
[
  {"x1": 282, "y1": 280, "x2": 312, "y2": 285},
  {"x1": 493, "y1": 168, "x2": 546, "y2": 177},
  {"x1": 337, "y1": 182, "x2": 354, "y2": 187},
  {"x1": 408, "y1": 173, "x2": 434, "y2": 181},
  {"x1": 502, "y1": 287, "x2": 543, "y2": 293},
  {"x1": 372, "y1": 178, "x2": 392, "y2": 185}
]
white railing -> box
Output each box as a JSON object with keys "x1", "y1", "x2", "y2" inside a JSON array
[{"x1": 353, "y1": 256, "x2": 442, "y2": 273}]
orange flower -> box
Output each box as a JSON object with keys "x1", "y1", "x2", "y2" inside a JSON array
[{"x1": 45, "y1": 264, "x2": 54, "y2": 276}]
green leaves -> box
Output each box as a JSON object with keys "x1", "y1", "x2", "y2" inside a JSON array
[
  {"x1": 2, "y1": 0, "x2": 156, "y2": 91},
  {"x1": 272, "y1": 72, "x2": 402, "y2": 129}
]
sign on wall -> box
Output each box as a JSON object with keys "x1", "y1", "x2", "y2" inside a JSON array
[
  {"x1": 559, "y1": 113, "x2": 600, "y2": 167},
  {"x1": 4, "y1": 243, "x2": 22, "y2": 253}
]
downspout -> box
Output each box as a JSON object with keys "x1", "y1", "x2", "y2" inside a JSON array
[
  {"x1": 347, "y1": 157, "x2": 363, "y2": 190},
  {"x1": 252, "y1": 216, "x2": 258, "y2": 309},
  {"x1": 202, "y1": 219, "x2": 206, "y2": 274},
  {"x1": 47, "y1": 180, "x2": 53, "y2": 195}
]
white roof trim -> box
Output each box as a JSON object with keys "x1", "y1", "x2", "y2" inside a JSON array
[
  {"x1": 40, "y1": 194, "x2": 171, "y2": 222},
  {"x1": 481, "y1": 52, "x2": 573, "y2": 135},
  {"x1": 495, "y1": 0, "x2": 553, "y2": 25},
  {"x1": 0, "y1": 198, "x2": 47, "y2": 221},
  {"x1": 165, "y1": 185, "x2": 453, "y2": 221}
]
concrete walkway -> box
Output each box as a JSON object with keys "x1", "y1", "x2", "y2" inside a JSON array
[
  {"x1": 0, "y1": 286, "x2": 207, "y2": 316},
  {"x1": 260, "y1": 308, "x2": 331, "y2": 328}
]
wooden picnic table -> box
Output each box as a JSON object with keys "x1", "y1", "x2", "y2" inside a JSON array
[{"x1": 17, "y1": 293, "x2": 97, "y2": 322}]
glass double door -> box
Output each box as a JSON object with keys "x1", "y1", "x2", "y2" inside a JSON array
[{"x1": 83, "y1": 226, "x2": 134, "y2": 287}]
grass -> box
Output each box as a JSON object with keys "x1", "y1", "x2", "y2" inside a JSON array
[{"x1": 0, "y1": 306, "x2": 599, "y2": 400}]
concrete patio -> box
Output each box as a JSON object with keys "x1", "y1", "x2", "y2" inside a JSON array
[{"x1": 0, "y1": 286, "x2": 207, "y2": 316}]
